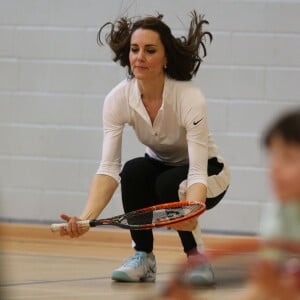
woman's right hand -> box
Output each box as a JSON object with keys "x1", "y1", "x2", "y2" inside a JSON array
[{"x1": 59, "y1": 213, "x2": 89, "y2": 238}]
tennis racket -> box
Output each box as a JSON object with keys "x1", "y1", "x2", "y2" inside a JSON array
[{"x1": 50, "y1": 200, "x2": 206, "y2": 232}]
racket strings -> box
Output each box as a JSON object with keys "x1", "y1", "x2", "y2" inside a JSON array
[{"x1": 120, "y1": 204, "x2": 200, "y2": 226}]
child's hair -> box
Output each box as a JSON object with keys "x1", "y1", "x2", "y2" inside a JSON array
[{"x1": 263, "y1": 109, "x2": 300, "y2": 147}]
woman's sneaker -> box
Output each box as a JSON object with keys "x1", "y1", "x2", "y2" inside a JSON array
[
  {"x1": 111, "y1": 251, "x2": 156, "y2": 282},
  {"x1": 186, "y1": 261, "x2": 216, "y2": 286},
  {"x1": 181, "y1": 254, "x2": 216, "y2": 287}
]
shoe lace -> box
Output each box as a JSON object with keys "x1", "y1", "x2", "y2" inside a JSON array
[{"x1": 122, "y1": 252, "x2": 146, "y2": 268}]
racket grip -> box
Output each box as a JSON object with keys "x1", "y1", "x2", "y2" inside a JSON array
[{"x1": 50, "y1": 220, "x2": 90, "y2": 232}]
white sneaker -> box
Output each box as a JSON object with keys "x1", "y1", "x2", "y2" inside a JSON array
[
  {"x1": 182, "y1": 254, "x2": 216, "y2": 287},
  {"x1": 111, "y1": 251, "x2": 156, "y2": 282},
  {"x1": 187, "y1": 261, "x2": 216, "y2": 286}
]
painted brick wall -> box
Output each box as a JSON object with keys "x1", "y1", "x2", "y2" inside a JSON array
[{"x1": 0, "y1": 0, "x2": 299, "y2": 234}]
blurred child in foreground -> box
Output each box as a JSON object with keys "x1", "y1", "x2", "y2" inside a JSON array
[
  {"x1": 151, "y1": 110, "x2": 300, "y2": 300},
  {"x1": 238, "y1": 109, "x2": 300, "y2": 300}
]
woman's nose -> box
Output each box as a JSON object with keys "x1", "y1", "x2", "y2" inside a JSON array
[{"x1": 137, "y1": 50, "x2": 144, "y2": 60}]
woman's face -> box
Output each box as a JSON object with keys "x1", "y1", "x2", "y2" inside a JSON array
[
  {"x1": 268, "y1": 136, "x2": 300, "y2": 202},
  {"x1": 129, "y1": 29, "x2": 167, "y2": 81}
]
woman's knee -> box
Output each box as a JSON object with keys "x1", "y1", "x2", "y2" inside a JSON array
[{"x1": 120, "y1": 157, "x2": 147, "y2": 182}]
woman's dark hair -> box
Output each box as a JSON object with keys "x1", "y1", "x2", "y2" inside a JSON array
[
  {"x1": 263, "y1": 109, "x2": 300, "y2": 147},
  {"x1": 97, "y1": 11, "x2": 212, "y2": 81}
]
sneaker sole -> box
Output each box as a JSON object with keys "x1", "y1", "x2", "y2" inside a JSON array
[
  {"x1": 111, "y1": 271, "x2": 155, "y2": 282},
  {"x1": 188, "y1": 276, "x2": 216, "y2": 287}
]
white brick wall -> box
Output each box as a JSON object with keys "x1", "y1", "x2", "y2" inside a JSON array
[{"x1": 0, "y1": 0, "x2": 299, "y2": 234}]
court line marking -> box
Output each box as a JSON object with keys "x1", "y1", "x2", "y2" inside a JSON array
[{"x1": 0, "y1": 271, "x2": 174, "y2": 288}]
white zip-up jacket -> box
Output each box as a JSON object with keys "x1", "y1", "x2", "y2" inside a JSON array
[{"x1": 97, "y1": 76, "x2": 224, "y2": 190}]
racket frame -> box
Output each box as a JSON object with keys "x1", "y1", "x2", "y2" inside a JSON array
[{"x1": 50, "y1": 200, "x2": 206, "y2": 232}]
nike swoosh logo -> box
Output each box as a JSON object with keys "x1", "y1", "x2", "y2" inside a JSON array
[{"x1": 193, "y1": 118, "x2": 203, "y2": 125}]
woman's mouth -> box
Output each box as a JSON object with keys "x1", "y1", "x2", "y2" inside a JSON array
[{"x1": 134, "y1": 65, "x2": 147, "y2": 70}]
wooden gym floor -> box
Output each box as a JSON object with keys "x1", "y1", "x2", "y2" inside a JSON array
[{"x1": 0, "y1": 223, "x2": 257, "y2": 300}]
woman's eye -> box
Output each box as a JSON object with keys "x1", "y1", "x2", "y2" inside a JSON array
[
  {"x1": 147, "y1": 49, "x2": 156, "y2": 54},
  {"x1": 130, "y1": 48, "x2": 156, "y2": 54}
]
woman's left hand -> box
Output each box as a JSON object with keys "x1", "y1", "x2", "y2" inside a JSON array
[{"x1": 168, "y1": 217, "x2": 198, "y2": 231}]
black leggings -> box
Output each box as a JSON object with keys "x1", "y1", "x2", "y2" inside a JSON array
[{"x1": 120, "y1": 155, "x2": 226, "y2": 254}]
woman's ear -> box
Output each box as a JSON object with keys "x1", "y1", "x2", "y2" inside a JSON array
[{"x1": 164, "y1": 57, "x2": 168, "y2": 70}]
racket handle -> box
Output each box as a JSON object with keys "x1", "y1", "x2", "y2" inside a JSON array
[{"x1": 50, "y1": 220, "x2": 90, "y2": 232}]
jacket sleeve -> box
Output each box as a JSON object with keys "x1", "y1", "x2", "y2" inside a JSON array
[
  {"x1": 96, "y1": 90, "x2": 126, "y2": 183},
  {"x1": 181, "y1": 86, "x2": 208, "y2": 188}
]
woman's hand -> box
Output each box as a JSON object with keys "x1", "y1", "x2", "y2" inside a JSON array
[
  {"x1": 168, "y1": 217, "x2": 198, "y2": 231},
  {"x1": 170, "y1": 182, "x2": 206, "y2": 231},
  {"x1": 59, "y1": 213, "x2": 89, "y2": 238}
]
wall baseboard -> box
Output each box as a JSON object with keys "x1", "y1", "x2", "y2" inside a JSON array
[{"x1": 0, "y1": 222, "x2": 259, "y2": 249}]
